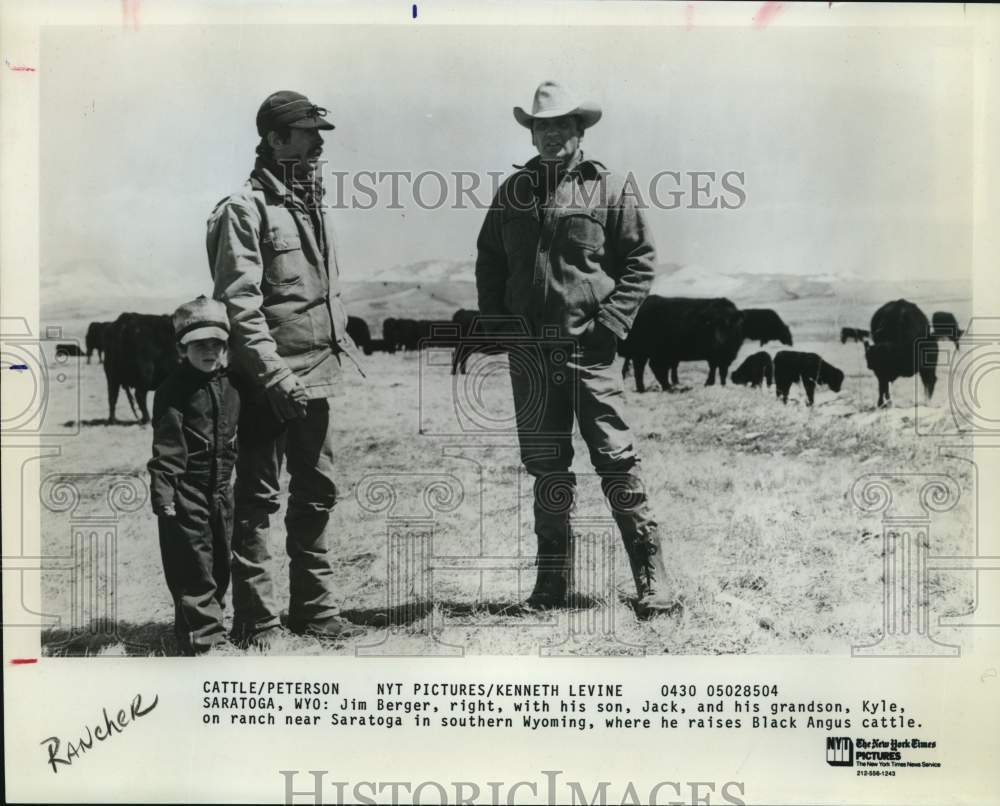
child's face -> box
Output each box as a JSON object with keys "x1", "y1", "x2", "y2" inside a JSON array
[{"x1": 184, "y1": 338, "x2": 227, "y2": 373}]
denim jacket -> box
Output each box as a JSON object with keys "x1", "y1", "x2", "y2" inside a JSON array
[
  {"x1": 206, "y1": 161, "x2": 361, "y2": 397},
  {"x1": 475, "y1": 151, "x2": 656, "y2": 342}
]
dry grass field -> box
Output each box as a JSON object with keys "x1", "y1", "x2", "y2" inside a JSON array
[{"x1": 35, "y1": 279, "x2": 977, "y2": 657}]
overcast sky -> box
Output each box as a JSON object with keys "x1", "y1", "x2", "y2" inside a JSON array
[{"x1": 40, "y1": 23, "x2": 972, "y2": 299}]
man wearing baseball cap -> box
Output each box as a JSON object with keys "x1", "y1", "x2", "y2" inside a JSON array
[
  {"x1": 475, "y1": 81, "x2": 681, "y2": 618},
  {"x1": 206, "y1": 90, "x2": 364, "y2": 648}
]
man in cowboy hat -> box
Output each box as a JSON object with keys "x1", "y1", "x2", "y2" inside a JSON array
[
  {"x1": 475, "y1": 80, "x2": 680, "y2": 617},
  {"x1": 206, "y1": 90, "x2": 365, "y2": 648}
]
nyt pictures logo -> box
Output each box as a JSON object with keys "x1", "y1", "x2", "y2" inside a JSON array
[{"x1": 826, "y1": 737, "x2": 854, "y2": 767}]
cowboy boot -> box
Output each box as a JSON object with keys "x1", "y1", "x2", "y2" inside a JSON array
[
  {"x1": 599, "y1": 471, "x2": 679, "y2": 616},
  {"x1": 525, "y1": 472, "x2": 575, "y2": 610},
  {"x1": 624, "y1": 528, "x2": 682, "y2": 619},
  {"x1": 526, "y1": 534, "x2": 571, "y2": 609}
]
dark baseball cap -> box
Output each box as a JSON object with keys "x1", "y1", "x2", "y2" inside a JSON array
[{"x1": 256, "y1": 90, "x2": 335, "y2": 137}]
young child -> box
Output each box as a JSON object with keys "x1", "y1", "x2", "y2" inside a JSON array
[{"x1": 148, "y1": 295, "x2": 240, "y2": 655}]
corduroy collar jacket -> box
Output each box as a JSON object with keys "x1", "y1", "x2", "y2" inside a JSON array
[{"x1": 475, "y1": 150, "x2": 656, "y2": 343}]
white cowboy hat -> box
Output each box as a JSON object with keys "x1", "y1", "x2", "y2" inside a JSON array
[{"x1": 513, "y1": 81, "x2": 602, "y2": 129}]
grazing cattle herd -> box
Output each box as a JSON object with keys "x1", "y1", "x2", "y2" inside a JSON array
[
  {"x1": 82, "y1": 297, "x2": 962, "y2": 422},
  {"x1": 382, "y1": 316, "x2": 462, "y2": 353}
]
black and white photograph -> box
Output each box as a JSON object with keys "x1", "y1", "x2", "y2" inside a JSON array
[{"x1": 3, "y1": 2, "x2": 999, "y2": 804}]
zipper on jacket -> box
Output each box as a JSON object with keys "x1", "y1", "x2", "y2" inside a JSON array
[{"x1": 208, "y1": 378, "x2": 219, "y2": 496}]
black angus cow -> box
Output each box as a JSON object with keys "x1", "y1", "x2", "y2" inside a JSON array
[
  {"x1": 449, "y1": 308, "x2": 509, "y2": 375},
  {"x1": 670, "y1": 308, "x2": 792, "y2": 386},
  {"x1": 394, "y1": 317, "x2": 421, "y2": 351},
  {"x1": 390, "y1": 318, "x2": 418, "y2": 351},
  {"x1": 773, "y1": 351, "x2": 844, "y2": 406},
  {"x1": 864, "y1": 299, "x2": 937, "y2": 408},
  {"x1": 383, "y1": 317, "x2": 457, "y2": 352},
  {"x1": 416, "y1": 318, "x2": 461, "y2": 348},
  {"x1": 55, "y1": 343, "x2": 84, "y2": 359},
  {"x1": 452, "y1": 308, "x2": 478, "y2": 334},
  {"x1": 741, "y1": 308, "x2": 793, "y2": 347},
  {"x1": 103, "y1": 312, "x2": 179, "y2": 423},
  {"x1": 382, "y1": 317, "x2": 401, "y2": 353},
  {"x1": 731, "y1": 351, "x2": 773, "y2": 389},
  {"x1": 85, "y1": 321, "x2": 112, "y2": 363},
  {"x1": 620, "y1": 296, "x2": 744, "y2": 392},
  {"x1": 931, "y1": 311, "x2": 963, "y2": 347},
  {"x1": 390, "y1": 318, "x2": 427, "y2": 351},
  {"x1": 451, "y1": 309, "x2": 478, "y2": 375},
  {"x1": 366, "y1": 339, "x2": 391, "y2": 353},
  {"x1": 840, "y1": 327, "x2": 870, "y2": 344},
  {"x1": 346, "y1": 316, "x2": 373, "y2": 355}
]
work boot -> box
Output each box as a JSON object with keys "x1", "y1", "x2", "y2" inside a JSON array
[
  {"x1": 525, "y1": 472, "x2": 575, "y2": 610},
  {"x1": 625, "y1": 529, "x2": 683, "y2": 619},
  {"x1": 526, "y1": 555, "x2": 571, "y2": 610},
  {"x1": 288, "y1": 614, "x2": 365, "y2": 641},
  {"x1": 232, "y1": 624, "x2": 292, "y2": 652}
]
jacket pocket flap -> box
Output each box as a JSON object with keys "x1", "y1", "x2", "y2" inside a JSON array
[
  {"x1": 561, "y1": 213, "x2": 605, "y2": 250},
  {"x1": 264, "y1": 233, "x2": 302, "y2": 252}
]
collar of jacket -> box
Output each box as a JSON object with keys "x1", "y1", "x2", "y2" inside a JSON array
[
  {"x1": 180, "y1": 359, "x2": 227, "y2": 382},
  {"x1": 250, "y1": 159, "x2": 326, "y2": 208},
  {"x1": 512, "y1": 150, "x2": 608, "y2": 181}
]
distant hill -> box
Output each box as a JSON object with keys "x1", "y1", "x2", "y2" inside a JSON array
[
  {"x1": 650, "y1": 265, "x2": 839, "y2": 304},
  {"x1": 41, "y1": 258, "x2": 968, "y2": 342},
  {"x1": 363, "y1": 259, "x2": 948, "y2": 308},
  {"x1": 366, "y1": 259, "x2": 686, "y2": 284},
  {"x1": 366, "y1": 259, "x2": 475, "y2": 284},
  {"x1": 340, "y1": 280, "x2": 477, "y2": 329}
]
